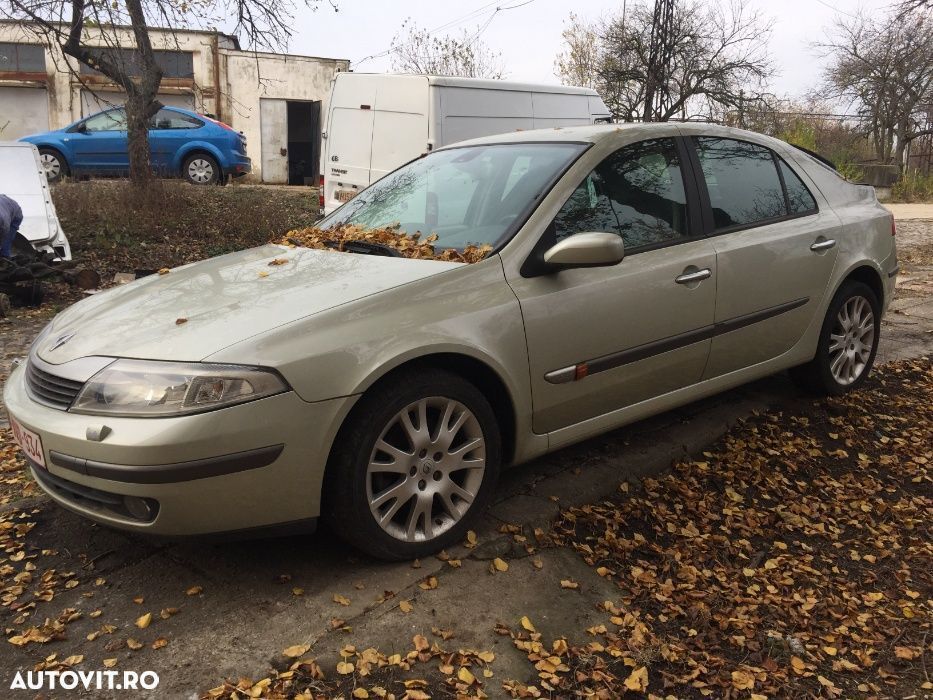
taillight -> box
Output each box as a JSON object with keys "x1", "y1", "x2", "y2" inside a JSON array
[
  {"x1": 200, "y1": 114, "x2": 236, "y2": 132},
  {"x1": 319, "y1": 175, "x2": 325, "y2": 210},
  {"x1": 891, "y1": 216, "x2": 896, "y2": 236}
]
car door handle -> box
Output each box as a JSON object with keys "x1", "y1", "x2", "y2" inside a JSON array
[
  {"x1": 675, "y1": 268, "x2": 712, "y2": 284},
  {"x1": 810, "y1": 239, "x2": 836, "y2": 252}
]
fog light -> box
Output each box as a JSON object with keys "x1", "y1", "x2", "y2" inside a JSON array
[{"x1": 123, "y1": 495, "x2": 157, "y2": 521}]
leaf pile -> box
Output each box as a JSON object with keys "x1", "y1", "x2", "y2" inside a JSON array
[
  {"x1": 279, "y1": 224, "x2": 492, "y2": 264},
  {"x1": 507, "y1": 358, "x2": 932, "y2": 698},
  {"x1": 203, "y1": 632, "x2": 497, "y2": 699}
]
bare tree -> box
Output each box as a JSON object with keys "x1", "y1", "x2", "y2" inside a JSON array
[
  {"x1": 818, "y1": 6, "x2": 933, "y2": 168},
  {"x1": 1, "y1": 0, "x2": 337, "y2": 184},
  {"x1": 554, "y1": 0, "x2": 773, "y2": 122},
  {"x1": 390, "y1": 19, "x2": 504, "y2": 79},
  {"x1": 554, "y1": 12, "x2": 600, "y2": 88}
]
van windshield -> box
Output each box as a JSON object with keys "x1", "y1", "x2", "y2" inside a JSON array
[{"x1": 318, "y1": 142, "x2": 586, "y2": 251}]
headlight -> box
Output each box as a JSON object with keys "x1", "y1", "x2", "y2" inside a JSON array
[{"x1": 70, "y1": 359, "x2": 289, "y2": 417}]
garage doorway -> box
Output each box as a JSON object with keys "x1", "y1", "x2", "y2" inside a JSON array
[
  {"x1": 259, "y1": 98, "x2": 321, "y2": 185},
  {"x1": 286, "y1": 101, "x2": 321, "y2": 185}
]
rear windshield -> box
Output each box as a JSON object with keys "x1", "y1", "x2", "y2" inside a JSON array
[{"x1": 318, "y1": 142, "x2": 587, "y2": 251}]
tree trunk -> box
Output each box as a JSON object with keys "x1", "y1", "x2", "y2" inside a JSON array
[{"x1": 125, "y1": 94, "x2": 159, "y2": 185}]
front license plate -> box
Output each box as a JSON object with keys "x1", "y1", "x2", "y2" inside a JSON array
[
  {"x1": 335, "y1": 189, "x2": 356, "y2": 203},
  {"x1": 9, "y1": 415, "x2": 46, "y2": 469}
]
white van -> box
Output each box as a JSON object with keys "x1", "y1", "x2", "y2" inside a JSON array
[
  {"x1": 320, "y1": 73, "x2": 611, "y2": 215},
  {"x1": 0, "y1": 142, "x2": 71, "y2": 261}
]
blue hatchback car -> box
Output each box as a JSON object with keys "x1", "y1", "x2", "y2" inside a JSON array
[{"x1": 20, "y1": 106, "x2": 251, "y2": 185}]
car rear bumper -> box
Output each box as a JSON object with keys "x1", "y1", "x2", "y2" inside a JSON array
[
  {"x1": 227, "y1": 155, "x2": 251, "y2": 176},
  {"x1": 3, "y1": 363, "x2": 354, "y2": 535}
]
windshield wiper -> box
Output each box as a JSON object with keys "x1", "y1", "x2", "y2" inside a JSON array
[{"x1": 324, "y1": 239, "x2": 403, "y2": 258}]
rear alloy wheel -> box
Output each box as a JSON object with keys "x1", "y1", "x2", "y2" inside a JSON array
[
  {"x1": 325, "y1": 369, "x2": 501, "y2": 560},
  {"x1": 38, "y1": 149, "x2": 67, "y2": 183},
  {"x1": 791, "y1": 281, "x2": 880, "y2": 395},
  {"x1": 183, "y1": 153, "x2": 220, "y2": 185}
]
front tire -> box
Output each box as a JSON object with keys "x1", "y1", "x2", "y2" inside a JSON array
[
  {"x1": 324, "y1": 369, "x2": 501, "y2": 560},
  {"x1": 791, "y1": 280, "x2": 880, "y2": 396},
  {"x1": 38, "y1": 148, "x2": 67, "y2": 183},
  {"x1": 183, "y1": 153, "x2": 220, "y2": 185}
]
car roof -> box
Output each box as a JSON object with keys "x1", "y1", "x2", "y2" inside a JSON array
[{"x1": 438, "y1": 121, "x2": 792, "y2": 153}]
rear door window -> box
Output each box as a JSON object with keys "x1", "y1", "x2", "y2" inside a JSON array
[
  {"x1": 777, "y1": 159, "x2": 818, "y2": 214},
  {"x1": 693, "y1": 137, "x2": 787, "y2": 230}
]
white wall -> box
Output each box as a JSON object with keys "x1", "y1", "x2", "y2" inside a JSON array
[{"x1": 221, "y1": 50, "x2": 348, "y2": 181}]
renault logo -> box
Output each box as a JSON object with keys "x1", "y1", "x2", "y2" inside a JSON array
[{"x1": 47, "y1": 331, "x2": 76, "y2": 352}]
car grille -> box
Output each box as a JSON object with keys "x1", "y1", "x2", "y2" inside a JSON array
[{"x1": 25, "y1": 361, "x2": 84, "y2": 410}]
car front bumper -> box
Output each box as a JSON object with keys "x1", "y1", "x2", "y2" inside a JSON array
[{"x1": 3, "y1": 362, "x2": 355, "y2": 535}]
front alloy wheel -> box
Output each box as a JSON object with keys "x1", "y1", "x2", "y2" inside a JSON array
[
  {"x1": 325, "y1": 369, "x2": 501, "y2": 560},
  {"x1": 367, "y1": 397, "x2": 486, "y2": 543}
]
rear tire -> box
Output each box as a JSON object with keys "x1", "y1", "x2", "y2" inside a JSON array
[
  {"x1": 38, "y1": 148, "x2": 68, "y2": 183},
  {"x1": 790, "y1": 280, "x2": 880, "y2": 396},
  {"x1": 182, "y1": 153, "x2": 221, "y2": 185},
  {"x1": 324, "y1": 368, "x2": 501, "y2": 560}
]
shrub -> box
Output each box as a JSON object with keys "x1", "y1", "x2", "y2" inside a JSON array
[
  {"x1": 889, "y1": 170, "x2": 933, "y2": 203},
  {"x1": 51, "y1": 180, "x2": 320, "y2": 280}
]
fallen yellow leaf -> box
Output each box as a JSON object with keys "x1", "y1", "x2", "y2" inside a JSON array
[
  {"x1": 623, "y1": 665, "x2": 648, "y2": 692},
  {"x1": 283, "y1": 644, "x2": 311, "y2": 658}
]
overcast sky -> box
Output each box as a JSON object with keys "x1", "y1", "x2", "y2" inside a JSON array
[{"x1": 284, "y1": 0, "x2": 894, "y2": 101}]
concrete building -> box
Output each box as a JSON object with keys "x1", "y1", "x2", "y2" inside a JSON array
[{"x1": 0, "y1": 21, "x2": 349, "y2": 183}]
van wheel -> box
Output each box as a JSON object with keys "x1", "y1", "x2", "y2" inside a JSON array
[
  {"x1": 324, "y1": 368, "x2": 501, "y2": 560},
  {"x1": 38, "y1": 149, "x2": 68, "y2": 183},
  {"x1": 183, "y1": 153, "x2": 220, "y2": 185},
  {"x1": 790, "y1": 281, "x2": 880, "y2": 396}
]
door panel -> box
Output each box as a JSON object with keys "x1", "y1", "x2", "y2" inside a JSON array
[
  {"x1": 324, "y1": 107, "x2": 374, "y2": 208},
  {"x1": 260, "y1": 99, "x2": 289, "y2": 184},
  {"x1": 69, "y1": 110, "x2": 128, "y2": 172},
  {"x1": 704, "y1": 213, "x2": 839, "y2": 377},
  {"x1": 688, "y1": 136, "x2": 841, "y2": 378},
  {"x1": 506, "y1": 135, "x2": 716, "y2": 433},
  {"x1": 510, "y1": 240, "x2": 718, "y2": 433}
]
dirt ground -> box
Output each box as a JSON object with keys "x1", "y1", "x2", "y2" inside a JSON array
[{"x1": 0, "y1": 206, "x2": 930, "y2": 699}]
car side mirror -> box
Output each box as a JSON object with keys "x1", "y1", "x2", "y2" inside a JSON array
[
  {"x1": 75, "y1": 122, "x2": 88, "y2": 134},
  {"x1": 542, "y1": 232, "x2": 625, "y2": 270}
]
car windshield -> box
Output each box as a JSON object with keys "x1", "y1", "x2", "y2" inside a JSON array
[{"x1": 318, "y1": 142, "x2": 587, "y2": 251}]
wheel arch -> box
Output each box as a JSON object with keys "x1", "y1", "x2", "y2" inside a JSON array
[
  {"x1": 35, "y1": 145, "x2": 70, "y2": 171},
  {"x1": 834, "y1": 262, "x2": 886, "y2": 308},
  {"x1": 326, "y1": 351, "x2": 519, "y2": 474},
  {"x1": 174, "y1": 143, "x2": 225, "y2": 177}
]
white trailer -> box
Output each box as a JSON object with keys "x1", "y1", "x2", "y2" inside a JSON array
[{"x1": 320, "y1": 73, "x2": 611, "y2": 215}]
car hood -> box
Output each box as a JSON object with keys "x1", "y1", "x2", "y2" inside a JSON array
[{"x1": 38, "y1": 245, "x2": 464, "y2": 365}]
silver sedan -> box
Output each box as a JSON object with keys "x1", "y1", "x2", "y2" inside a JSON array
[{"x1": 4, "y1": 123, "x2": 897, "y2": 559}]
